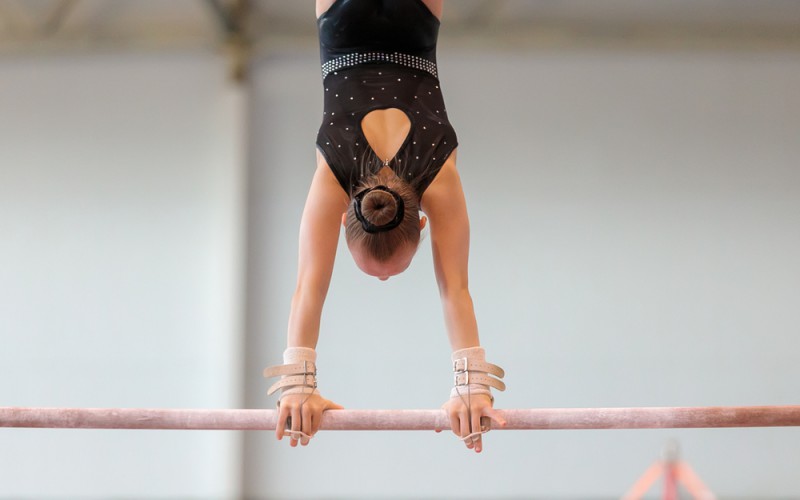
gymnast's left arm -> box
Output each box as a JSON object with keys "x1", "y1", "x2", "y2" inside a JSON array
[{"x1": 422, "y1": 155, "x2": 507, "y2": 453}]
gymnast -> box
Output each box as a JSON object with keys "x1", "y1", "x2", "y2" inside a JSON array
[{"x1": 264, "y1": 0, "x2": 506, "y2": 453}]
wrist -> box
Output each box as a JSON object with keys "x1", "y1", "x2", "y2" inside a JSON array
[
  {"x1": 283, "y1": 346, "x2": 316, "y2": 364},
  {"x1": 450, "y1": 346, "x2": 505, "y2": 401},
  {"x1": 264, "y1": 347, "x2": 320, "y2": 399}
]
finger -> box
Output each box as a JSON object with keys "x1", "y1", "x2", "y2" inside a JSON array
[
  {"x1": 276, "y1": 404, "x2": 290, "y2": 441},
  {"x1": 471, "y1": 410, "x2": 484, "y2": 453},
  {"x1": 290, "y1": 406, "x2": 301, "y2": 448},
  {"x1": 436, "y1": 403, "x2": 451, "y2": 433},
  {"x1": 300, "y1": 406, "x2": 312, "y2": 446},
  {"x1": 460, "y1": 411, "x2": 473, "y2": 450},
  {"x1": 448, "y1": 410, "x2": 460, "y2": 438}
]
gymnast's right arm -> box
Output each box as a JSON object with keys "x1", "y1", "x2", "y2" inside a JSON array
[{"x1": 274, "y1": 151, "x2": 347, "y2": 447}]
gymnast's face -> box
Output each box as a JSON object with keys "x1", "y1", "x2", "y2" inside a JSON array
[
  {"x1": 349, "y1": 242, "x2": 417, "y2": 281},
  {"x1": 343, "y1": 214, "x2": 428, "y2": 281}
]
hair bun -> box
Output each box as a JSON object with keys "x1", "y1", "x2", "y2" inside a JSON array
[
  {"x1": 360, "y1": 189, "x2": 398, "y2": 226},
  {"x1": 350, "y1": 184, "x2": 407, "y2": 235}
]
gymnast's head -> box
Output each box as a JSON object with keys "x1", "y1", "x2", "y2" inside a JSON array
[{"x1": 343, "y1": 175, "x2": 427, "y2": 281}]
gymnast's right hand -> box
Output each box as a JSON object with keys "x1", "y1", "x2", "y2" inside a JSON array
[{"x1": 276, "y1": 392, "x2": 343, "y2": 447}]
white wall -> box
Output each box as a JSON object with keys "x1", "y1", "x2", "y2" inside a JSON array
[
  {"x1": 0, "y1": 53, "x2": 244, "y2": 498},
  {"x1": 243, "y1": 48, "x2": 800, "y2": 498},
  {"x1": 1, "y1": 43, "x2": 798, "y2": 500}
]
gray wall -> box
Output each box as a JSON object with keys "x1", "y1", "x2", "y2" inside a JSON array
[
  {"x1": 1, "y1": 44, "x2": 799, "y2": 499},
  {"x1": 0, "y1": 53, "x2": 244, "y2": 498}
]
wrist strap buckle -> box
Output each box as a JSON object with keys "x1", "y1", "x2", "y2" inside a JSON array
[{"x1": 453, "y1": 357, "x2": 469, "y2": 386}]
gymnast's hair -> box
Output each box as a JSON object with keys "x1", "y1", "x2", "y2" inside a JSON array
[{"x1": 345, "y1": 175, "x2": 421, "y2": 262}]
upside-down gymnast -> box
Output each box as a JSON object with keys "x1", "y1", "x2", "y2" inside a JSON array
[{"x1": 264, "y1": 0, "x2": 506, "y2": 453}]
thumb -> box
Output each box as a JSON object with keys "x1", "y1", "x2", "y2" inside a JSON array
[
  {"x1": 482, "y1": 406, "x2": 506, "y2": 428},
  {"x1": 326, "y1": 401, "x2": 345, "y2": 410}
]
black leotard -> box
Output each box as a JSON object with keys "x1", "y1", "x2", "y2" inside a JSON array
[{"x1": 316, "y1": 0, "x2": 458, "y2": 198}]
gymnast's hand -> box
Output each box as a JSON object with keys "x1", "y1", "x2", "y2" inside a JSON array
[
  {"x1": 275, "y1": 392, "x2": 343, "y2": 447},
  {"x1": 442, "y1": 394, "x2": 506, "y2": 453}
]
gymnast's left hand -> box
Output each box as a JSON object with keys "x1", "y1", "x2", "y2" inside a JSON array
[
  {"x1": 441, "y1": 394, "x2": 506, "y2": 453},
  {"x1": 276, "y1": 392, "x2": 343, "y2": 447}
]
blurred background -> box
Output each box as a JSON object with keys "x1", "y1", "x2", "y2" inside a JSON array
[{"x1": 1, "y1": 1, "x2": 799, "y2": 498}]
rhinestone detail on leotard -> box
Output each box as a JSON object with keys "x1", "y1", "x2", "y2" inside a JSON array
[{"x1": 322, "y1": 52, "x2": 438, "y2": 80}]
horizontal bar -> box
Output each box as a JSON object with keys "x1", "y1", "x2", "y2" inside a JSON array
[{"x1": 2, "y1": 406, "x2": 799, "y2": 431}]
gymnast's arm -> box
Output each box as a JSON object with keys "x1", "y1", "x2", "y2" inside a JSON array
[
  {"x1": 287, "y1": 152, "x2": 348, "y2": 349},
  {"x1": 277, "y1": 151, "x2": 347, "y2": 446},
  {"x1": 421, "y1": 153, "x2": 506, "y2": 452}
]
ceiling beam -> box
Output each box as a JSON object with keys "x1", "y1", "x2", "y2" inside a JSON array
[{"x1": 205, "y1": 0, "x2": 250, "y2": 82}]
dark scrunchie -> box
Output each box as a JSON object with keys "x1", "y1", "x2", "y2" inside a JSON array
[{"x1": 352, "y1": 185, "x2": 406, "y2": 234}]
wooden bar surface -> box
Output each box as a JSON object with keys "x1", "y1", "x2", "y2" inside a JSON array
[{"x1": 2, "y1": 406, "x2": 800, "y2": 431}]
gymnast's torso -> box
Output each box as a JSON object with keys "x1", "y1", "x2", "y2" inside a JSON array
[{"x1": 316, "y1": 0, "x2": 458, "y2": 198}]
